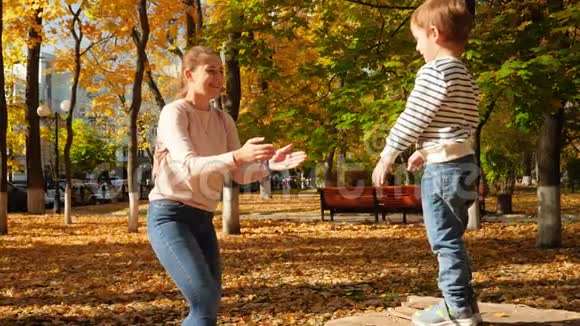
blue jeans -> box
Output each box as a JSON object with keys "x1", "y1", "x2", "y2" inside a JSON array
[
  {"x1": 421, "y1": 155, "x2": 478, "y2": 313},
  {"x1": 147, "y1": 200, "x2": 221, "y2": 326}
]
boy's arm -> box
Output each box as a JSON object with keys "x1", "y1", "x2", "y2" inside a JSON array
[{"x1": 380, "y1": 66, "x2": 448, "y2": 165}]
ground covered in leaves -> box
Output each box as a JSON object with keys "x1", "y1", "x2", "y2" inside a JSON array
[{"x1": 1, "y1": 191, "x2": 579, "y2": 325}]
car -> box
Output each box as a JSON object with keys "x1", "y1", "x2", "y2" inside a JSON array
[
  {"x1": 8, "y1": 182, "x2": 27, "y2": 212},
  {"x1": 45, "y1": 180, "x2": 97, "y2": 207},
  {"x1": 95, "y1": 179, "x2": 128, "y2": 203}
]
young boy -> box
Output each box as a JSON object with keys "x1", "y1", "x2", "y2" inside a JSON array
[{"x1": 372, "y1": 1, "x2": 480, "y2": 325}]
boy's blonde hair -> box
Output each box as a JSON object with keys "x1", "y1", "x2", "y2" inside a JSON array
[{"x1": 411, "y1": 0, "x2": 474, "y2": 46}]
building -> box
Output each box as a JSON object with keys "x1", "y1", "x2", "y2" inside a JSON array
[{"x1": 12, "y1": 50, "x2": 159, "y2": 186}]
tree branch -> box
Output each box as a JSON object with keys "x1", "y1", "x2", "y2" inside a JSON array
[
  {"x1": 168, "y1": 47, "x2": 183, "y2": 58},
  {"x1": 87, "y1": 50, "x2": 117, "y2": 74},
  {"x1": 306, "y1": 74, "x2": 339, "y2": 107},
  {"x1": 367, "y1": 14, "x2": 411, "y2": 53},
  {"x1": 343, "y1": 0, "x2": 416, "y2": 10},
  {"x1": 144, "y1": 56, "x2": 166, "y2": 110},
  {"x1": 80, "y1": 35, "x2": 114, "y2": 57},
  {"x1": 478, "y1": 99, "x2": 496, "y2": 129}
]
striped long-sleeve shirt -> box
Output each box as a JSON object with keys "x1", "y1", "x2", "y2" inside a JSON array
[{"x1": 380, "y1": 56, "x2": 480, "y2": 164}]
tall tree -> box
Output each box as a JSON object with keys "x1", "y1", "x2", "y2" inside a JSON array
[
  {"x1": 127, "y1": 0, "x2": 150, "y2": 232},
  {"x1": 60, "y1": 3, "x2": 84, "y2": 224},
  {"x1": 536, "y1": 107, "x2": 563, "y2": 247},
  {"x1": 535, "y1": 0, "x2": 576, "y2": 248},
  {"x1": 24, "y1": 6, "x2": 45, "y2": 214},
  {"x1": 3, "y1": 2, "x2": 28, "y2": 186},
  {"x1": 222, "y1": 26, "x2": 243, "y2": 235},
  {"x1": 473, "y1": 0, "x2": 578, "y2": 246},
  {"x1": 184, "y1": 0, "x2": 203, "y2": 48},
  {"x1": 0, "y1": 0, "x2": 9, "y2": 234}
]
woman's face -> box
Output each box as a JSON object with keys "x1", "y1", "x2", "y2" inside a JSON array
[{"x1": 185, "y1": 54, "x2": 224, "y2": 99}]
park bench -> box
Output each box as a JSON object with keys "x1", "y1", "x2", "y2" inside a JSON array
[
  {"x1": 318, "y1": 183, "x2": 485, "y2": 223},
  {"x1": 376, "y1": 185, "x2": 422, "y2": 224},
  {"x1": 317, "y1": 185, "x2": 422, "y2": 223},
  {"x1": 317, "y1": 186, "x2": 379, "y2": 222}
]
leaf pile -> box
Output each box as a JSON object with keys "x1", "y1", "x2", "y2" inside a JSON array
[{"x1": 1, "y1": 193, "x2": 579, "y2": 325}]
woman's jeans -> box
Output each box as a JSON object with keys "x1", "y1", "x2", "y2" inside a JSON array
[
  {"x1": 148, "y1": 200, "x2": 221, "y2": 326},
  {"x1": 421, "y1": 155, "x2": 478, "y2": 313}
]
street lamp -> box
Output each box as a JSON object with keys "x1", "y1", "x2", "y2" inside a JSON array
[{"x1": 37, "y1": 100, "x2": 70, "y2": 213}]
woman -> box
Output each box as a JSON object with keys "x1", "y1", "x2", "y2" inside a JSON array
[{"x1": 147, "y1": 46, "x2": 306, "y2": 325}]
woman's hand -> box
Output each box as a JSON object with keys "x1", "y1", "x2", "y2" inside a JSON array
[
  {"x1": 267, "y1": 144, "x2": 307, "y2": 171},
  {"x1": 233, "y1": 137, "x2": 275, "y2": 165}
]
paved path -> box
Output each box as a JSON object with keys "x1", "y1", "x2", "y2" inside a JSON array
[
  {"x1": 325, "y1": 296, "x2": 580, "y2": 325},
  {"x1": 241, "y1": 211, "x2": 580, "y2": 223}
]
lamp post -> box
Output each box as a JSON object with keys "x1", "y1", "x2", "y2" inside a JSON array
[{"x1": 37, "y1": 100, "x2": 70, "y2": 213}]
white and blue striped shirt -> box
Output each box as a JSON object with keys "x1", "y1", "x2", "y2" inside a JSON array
[{"x1": 380, "y1": 57, "x2": 480, "y2": 164}]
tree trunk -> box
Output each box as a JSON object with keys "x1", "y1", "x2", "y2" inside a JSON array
[
  {"x1": 535, "y1": 0, "x2": 567, "y2": 248},
  {"x1": 466, "y1": 115, "x2": 480, "y2": 229},
  {"x1": 324, "y1": 148, "x2": 335, "y2": 187},
  {"x1": 222, "y1": 175, "x2": 240, "y2": 234},
  {"x1": 0, "y1": 0, "x2": 9, "y2": 234},
  {"x1": 336, "y1": 151, "x2": 346, "y2": 187},
  {"x1": 536, "y1": 108, "x2": 563, "y2": 248},
  {"x1": 128, "y1": 0, "x2": 150, "y2": 233},
  {"x1": 257, "y1": 49, "x2": 271, "y2": 200},
  {"x1": 63, "y1": 5, "x2": 83, "y2": 225},
  {"x1": 496, "y1": 193, "x2": 512, "y2": 215},
  {"x1": 522, "y1": 151, "x2": 533, "y2": 186},
  {"x1": 259, "y1": 176, "x2": 272, "y2": 199},
  {"x1": 222, "y1": 30, "x2": 242, "y2": 235},
  {"x1": 468, "y1": 100, "x2": 496, "y2": 230},
  {"x1": 145, "y1": 56, "x2": 165, "y2": 110},
  {"x1": 25, "y1": 8, "x2": 45, "y2": 214},
  {"x1": 128, "y1": 110, "x2": 140, "y2": 232},
  {"x1": 184, "y1": 0, "x2": 196, "y2": 48},
  {"x1": 194, "y1": 0, "x2": 203, "y2": 31},
  {"x1": 224, "y1": 33, "x2": 242, "y2": 121}
]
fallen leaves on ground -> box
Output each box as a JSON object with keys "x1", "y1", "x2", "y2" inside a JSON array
[
  {"x1": 485, "y1": 187, "x2": 580, "y2": 216},
  {"x1": 1, "y1": 192, "x2": 579, "y2": 325}
]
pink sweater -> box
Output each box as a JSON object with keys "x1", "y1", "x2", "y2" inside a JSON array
[{"x1": 149, "y1": 99, "x2": 269, "y2": 212}]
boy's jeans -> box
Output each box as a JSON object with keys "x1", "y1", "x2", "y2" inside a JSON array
[
  {"x1": 148, "y1": 200, "x2": 221, "y2": 326},
  {"x1": 421, "y1": 155, "x2": 478, "y2": 313}
]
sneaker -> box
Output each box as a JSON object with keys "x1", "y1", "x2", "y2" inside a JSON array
[{"x1": 412, "y1": 299, "x2": 477, "y2": 326}]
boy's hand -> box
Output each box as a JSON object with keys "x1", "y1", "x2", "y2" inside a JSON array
[
  {"x1": 407, "y1": 151, "x2": 425, "y2": 172},
  {"x1": 372, "y1": 159, "x2": 391, "y2": 186}
]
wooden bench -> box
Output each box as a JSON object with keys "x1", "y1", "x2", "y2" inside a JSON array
[
  {"x1": 318, "y1": 182, "x2": 487, "y2": 223},
  {"x1": 317, "y1": 185, "x2": 422, "y2": 223},
  {"x1": 376, "y1": 185, "x2": 422, "y2": 224},
  {"x1": 317, "y1": 187, "x2": 379, "y2": 222}
]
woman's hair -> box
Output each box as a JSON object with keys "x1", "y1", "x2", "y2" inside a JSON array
[
  {"x1": 176, "y1": 46, "x2": 220, "y2": 98},
  {"x1": 411, "y1": 0, "x2": 474, "y2": 46}
]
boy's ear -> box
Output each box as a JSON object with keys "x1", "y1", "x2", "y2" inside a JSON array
[{"x1": 428, "y1": 25, "x2": 440, "y2": 41}]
